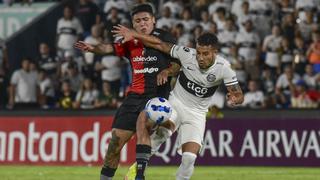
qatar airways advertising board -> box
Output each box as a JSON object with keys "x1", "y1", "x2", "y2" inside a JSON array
[
  {"x1": 152, "y1": 118, "x2": 320, "y2": 166},
  {"x1": 0, "y1": 116, "x2": 319, "y2": 166}
]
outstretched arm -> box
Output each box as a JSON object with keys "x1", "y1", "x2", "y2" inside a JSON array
[
  {"x1": 74, "y1": 41, "x2": 114, "y2": 55},
  {"x1": 226, "y1": 84, "x2": 244, "y2": 106},
  {"x1": 112, "y1": 25, "x2": 173, "y2": 55}
]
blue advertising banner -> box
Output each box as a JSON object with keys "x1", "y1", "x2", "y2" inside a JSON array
[{"x1": 150, "y1": 118, "x2": 320, "y2": 166}]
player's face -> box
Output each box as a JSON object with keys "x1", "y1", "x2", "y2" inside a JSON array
[
  {"x1": 132, "y1": 12, "x2": 155, "y2": 35},
  {"x1": 196, "y1": 44, "x2": 217, "y2": 69}
]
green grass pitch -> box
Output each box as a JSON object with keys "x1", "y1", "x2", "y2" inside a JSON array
[{"x1": 1, "y1": 166, "x2": 320, "y2": 180}]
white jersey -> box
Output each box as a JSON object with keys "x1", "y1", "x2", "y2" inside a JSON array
[
  {"x1": 56, "y1": 17, "x2": 83, "y2": 50},
  {"x1": 170, "y1": 45, "x2": 238, "y2": 111}
]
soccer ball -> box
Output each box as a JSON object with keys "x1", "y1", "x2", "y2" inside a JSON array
[{"x1": 145, "y1": 97, "x2": 172, "y2": 124}]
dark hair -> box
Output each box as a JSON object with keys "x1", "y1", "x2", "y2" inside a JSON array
[
  {"x1": 64, "y1": 5, "x2": 74, "y2": 12},
  {"x1": 216, "y1": 7, "x2": 226, "y2": 15},
  {"x1": 22, "y1": 57, "x2": 32, "y2": 62},
  {"x1": 176, "y1": 23, "x2": 184, "y2": 30},
  {"x1": 131, "y1": 3, "x2": 154, "y2": 17},
  {"x1": 196, "y1": 33, "x2": 219, "y2": 49}
]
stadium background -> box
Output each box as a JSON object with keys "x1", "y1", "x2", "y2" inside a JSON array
[{"x1": 0, "y1": 0, "x2": 319, "y2": 179}]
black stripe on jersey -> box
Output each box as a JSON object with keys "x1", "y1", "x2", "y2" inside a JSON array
[
  {"x1": 239, "y1": 42, "x2": 257, "y2": 48},
  {"x1": 59, "y1": 27, "x2": 77, "y2": 35},
  {"x1": 178, "y1": 71, "x2": 219, "y2": 98}
]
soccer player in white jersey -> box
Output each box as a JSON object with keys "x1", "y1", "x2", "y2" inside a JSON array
[{"x1": 113, "y1": 25, "x2": 244, "y2": 180}]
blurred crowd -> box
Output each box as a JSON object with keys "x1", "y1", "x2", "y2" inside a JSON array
[
  {"x1": 0, "y1": 0, "x2": 58, "y2": 6},
  {"x1": 0, "y1": 0, "x2": 320, "y2": 110}
]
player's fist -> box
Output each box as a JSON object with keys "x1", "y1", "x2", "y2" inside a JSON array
[{"x1": 74, "y1": 41, "x2": 94, "y2": 52}]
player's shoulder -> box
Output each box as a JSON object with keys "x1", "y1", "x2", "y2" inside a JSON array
[
  {"x1": 215, "y1": 54, "x2": 231, "y2": 67},
  {"x1": 172, "y1": 45, "x2": 196, "y2": 55},
  {"x1": 152, "y1": 28, "x2": 167, "y2": 35},
  {"x1": 152, "y1": 28, "x2": 176, "y2": 43}
]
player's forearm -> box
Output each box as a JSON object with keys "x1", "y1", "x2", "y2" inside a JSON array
[
  {"x1": 133, "y1": 31, "x2": 161, "y2": 46},
  {"x1": 132, "y1": 32, "x2": 172, "y2": 54},
  {"x1": 226, "y1": 84, "x2": 244, "y2": 104},
  {"x1": 167, "y1": 62, "x2": 181, "y2": 76},
  {"x1": 92, "y1": 43, "x2": 113, "y2": 55}
]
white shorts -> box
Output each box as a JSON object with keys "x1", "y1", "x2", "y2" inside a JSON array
[{"x1": 168, "y1": 94, "x2": 206, "y2": 153}]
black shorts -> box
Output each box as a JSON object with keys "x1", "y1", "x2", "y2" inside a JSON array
[{"x1": 112, "y1": 93, "x2": 152, "y2": 131}]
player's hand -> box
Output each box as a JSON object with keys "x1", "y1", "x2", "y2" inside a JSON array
[
  {"x1": 157, "y1": 69, "x2": 169, "y2": 86},
  {"x1": 74, "y1": 41, "x2": 94, "y2": 52},
  {"x1": 112, "y1": 24, "x2": 134, "y2": 43},
  {"x1": 226, "y1": 93, "x2": 238, "y2": 107}
]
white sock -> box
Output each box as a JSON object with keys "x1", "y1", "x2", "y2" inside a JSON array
[
  {"x1": 176, "y1": 152, "x2": 197, "y2": 180},
  {"x1": 150, "y1": 126, "x2": 173, "y2": 154}
]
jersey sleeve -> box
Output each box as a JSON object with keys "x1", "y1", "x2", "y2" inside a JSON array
[
  {"x1": 113, "y1": 36, "x2": 127, "y2": 57},
  {"x1": 223, "y1": 63, "x2": 238, "y2": 86},
  {"x1": 169, "y1": 45, "x2": 194, "y2": 64}
]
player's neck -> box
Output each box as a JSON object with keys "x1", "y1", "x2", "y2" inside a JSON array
[{"x1": 209, "y1": 59, "x2": 215, "y2": 67}]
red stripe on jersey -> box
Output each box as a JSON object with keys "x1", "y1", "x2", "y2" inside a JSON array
[
  {"x1": 114, "y1": 39, "x2": 146, "y2": 94},
  {"x1": 114, "y1": 42, "x2": 125, "y2": 57}
]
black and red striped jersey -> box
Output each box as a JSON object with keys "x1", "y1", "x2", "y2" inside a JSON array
[{"x1": 114, "y1": 28, "x2": 178, "y2": 98}]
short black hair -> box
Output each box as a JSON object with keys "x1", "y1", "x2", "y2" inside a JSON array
[
  {"x1": 196, "y1": 33, "x2": 219, "y2": 49},
  {"x1": 131, "y1": 3, "x2": 154, "y2": 17},
  {"x1": 216, "y1": 7, "x2": 226, "y2": 15}
]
